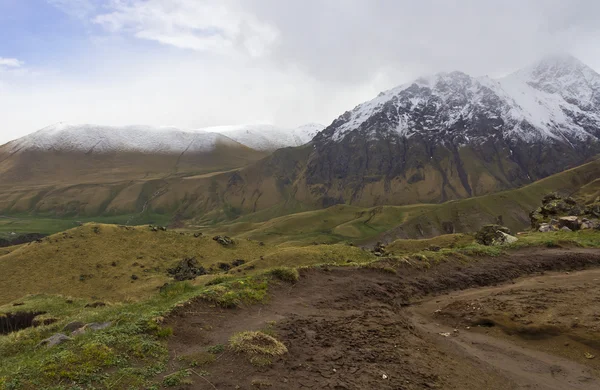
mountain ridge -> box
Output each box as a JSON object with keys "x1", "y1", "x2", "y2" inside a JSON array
[{"x1": 1, "y1": 54, "x2": 600, "y2": 220}]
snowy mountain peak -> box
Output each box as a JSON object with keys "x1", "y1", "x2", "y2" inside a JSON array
[
  {"x1": 322, "y1": 54, "x2": 600, "y2": 144},
  {"x1": 199, "y1": 123, "x2": 324, "y2": 151}
]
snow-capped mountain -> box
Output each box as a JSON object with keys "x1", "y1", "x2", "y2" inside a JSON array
[
  {"x1": 299, "y1": 54, "x2": 600, "y2": 205},
  {"x1": 5, "y1": 123, "x2": 241, "y2": 154},
  {"x1": 5, "y1": 123, "x2": 325, "y2": 154},
  {"x1": 198, "y1": 123, "x2": 324, "y2": 151},
  {"x1": 322, "y1": 54, "x2": 600, "y2": 145}
]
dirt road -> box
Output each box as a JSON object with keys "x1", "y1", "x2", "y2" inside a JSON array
[{"x1": 166, "y1": 248, "x2": 600, "y2": 389}]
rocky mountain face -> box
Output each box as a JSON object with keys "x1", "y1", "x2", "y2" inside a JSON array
[{"x1": 298, "y1": 54, "x2": 600, "y2": 206}]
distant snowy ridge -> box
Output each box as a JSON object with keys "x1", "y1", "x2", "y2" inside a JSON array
[
  {"x1": 6, "y1": 122, "x2": 325, "y2": 154},
  {"x1": 325, "y1": 54, "x2": 600, "y2": 145},
  {"x1": 205, "y1": 123, "x2": 324, "y2": 151}
]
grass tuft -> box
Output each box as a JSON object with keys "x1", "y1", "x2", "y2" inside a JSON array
[
  {"x1": 229, "y1": 331, "x2": 287, "y2": 366},
  {"x1": 267, "y1": 267, "x2": 299, "y2": 283}
]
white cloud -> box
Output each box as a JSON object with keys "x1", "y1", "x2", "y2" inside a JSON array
[
  {"x1": 93, "y1": 0, "x2": 278, "y2": 57},
  {"x1": 46, "y1": 0, "x2": 97, "y2": 19},
  {"x1": 0, "y1": 58, "x2": 23, "y2": 68}
]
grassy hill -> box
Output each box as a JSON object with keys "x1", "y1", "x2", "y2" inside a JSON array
[
  {"x1": 0, "y1": 224, "x2": 371, "y2": 306},
  {"x1": 202, "y1": 157, "x2": 600, "y2": 245},
  {"x1": 1, "y1": 157, "x2": 599, "y2": 247}
]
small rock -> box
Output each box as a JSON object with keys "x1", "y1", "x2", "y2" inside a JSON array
[
  {"x1": 194, "y1": 232, "x2": 202, "y2": 238},
  {"x1": 382, "y1": 374, "x2": 388, "y2": 380},
  {"x1": 131, "y1": 274, "x2": 139, "y2": 280},
  {"x1": 38, "y1": 333, "x2": 72, "y2": 348},
  {"x1": 560, "y1": 226, "x2": 573, "y2": 232},
  {"x1": 63, "y1": 321, "x2": 85, "y2": 333},
  {"x1": 439, "y1": 332, "x2": 451, "y2": 337},
  {"x1": 585, "y1": 352, "x2": 595, "y2": 359}
]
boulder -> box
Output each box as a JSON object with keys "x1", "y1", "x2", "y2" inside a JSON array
[
  {"x1": 581, "y1": 219, "x2": 599, "y2": 230},
  {"x1": 63, "y1": 321, "x2": 85, "y2": 333},
  {"x1": 558, "y1": 216, "x2": 580, "y2": 231},
  {"x1": 499, "y1": 232, "x2": 519, "y2": 245},
  {"x1": 72, "y1": 321, "x2": 112, "y2": 336},
  {"x1": 475, "y1": 225, "x2": 513, "y2": 246},
  {"x1": 38, "y1": 333, "x2": 72, "y2": 348},
  {"x1": 213, "y1": 235, "x2": 234, "y2": 246},
  {"x1": 561, "y1": 226, "x2": 573, "y2": 232},
  {"x1": 538, "y1": 223, "x2": 558, "y2": 233},
  {"x1": 167, "y1": 257, "x2": 207, "y2": 281},
  {"x1": 372, "y1": 242, "x2": 387, "y2": 256}
]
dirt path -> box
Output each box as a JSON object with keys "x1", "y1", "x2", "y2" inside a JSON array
[{"x1": 166, "y1": 247, "x2": 600, "y2": 389}]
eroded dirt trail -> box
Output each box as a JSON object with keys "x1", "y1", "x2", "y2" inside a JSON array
[{"x1": 167, "y1": 248, "x2": 600, "y2": 389}]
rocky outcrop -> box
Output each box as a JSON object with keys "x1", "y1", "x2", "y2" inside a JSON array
[
  {"x1": 167, "y1": 257, "x2": 207, "y2": 281},
  {"x1": 213, "y1": 236, "x2": 234, "y2": 246},
  {"x1": 475, "y1": 225, "x2": 518, "y2": 246},
  {"x1": 530, "y1": 193, "x2": 600, "y2": 231}
]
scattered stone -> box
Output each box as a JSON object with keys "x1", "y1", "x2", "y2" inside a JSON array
[
  {"x1": 213, "y1": 235, "x2": 234, "y2": 246},
  {"x1": 428, "y1": 245, "x2": 441, "y2": 252},
  {"x1": 439, "y1": 332, "x2": 451, "y2": 337},
  {"x1": 63, "y1": 321, "x2": 85, "y2": 333},
  {"x1": 38, "y1": 333, "x2": 72, "y2": 348},
  {"x1": 194, "y1": 232, "x2": 203, "y2": 238},
  {"x1": 372, "y1": 242, "x2": 387, "y2": 256},
  {"x1": 12, "y1": 302, "x2": 24, "y2": 307},
  {"x1": 131, "y1": 274, "x2": 139, "y2": 280},
  {"x1": 259, "y1": 241, "x2": 266, "y2": 246},
  {"x1": 561, "y1": 226, "x2": 573, "y2": 232},
  {"x1": 111, "y1": 261, "x2": 117, "y2": 267},
  {"x1": 167, "y1": 257, "x2": 207, "y2": 281}
]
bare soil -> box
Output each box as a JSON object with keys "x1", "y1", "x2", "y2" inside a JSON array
[{"x1": 166, "y1": 248, "x2": 600, "y2": 389}]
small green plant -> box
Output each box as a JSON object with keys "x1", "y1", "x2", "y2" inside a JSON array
[
  {"x1": 267, "y1": 267, "x2": 299, "y2": 283},
  {"x1": 207, "y1": 344, "x2": 225, "y2": 354},
  {"x1": 544, "y1": 240, "x2": 560, "y2": 248},
  {"x1": 229, "y1": 331, "x2": 287, "y2": 367},
  {"x1": 179, "y1": 352, "x2": 215, "y2": 367},
  {"x1": 155, "y1": 326, "x2": 174, "y2": 338},
  {"x1": 163, "y1": 369, "x2": 192, "y2": 387}
]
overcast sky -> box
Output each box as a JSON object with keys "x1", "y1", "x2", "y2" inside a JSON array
[{"x1": 1, "y1": 0, "x2": 600, "y2": 144}]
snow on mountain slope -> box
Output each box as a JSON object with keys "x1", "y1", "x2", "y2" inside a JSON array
[
  {"x1": 5, "y1": 122, "x2": 325, "y2": 154},
  {"x1": 6, "y1": 123, "x2": 242, "y2": 154},
  {"x1": 323, "y1": 54, "x2": 600, "y2": 145},
  {"x1": 202, "y1": 123, "x2": 324, "y2": 151}
]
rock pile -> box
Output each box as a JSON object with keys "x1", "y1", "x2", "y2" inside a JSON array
[
  {"x1": 530, "y1": 193, "x2": 600, "y2": 232},
  {"x1": 167, "y1": 257, "x2": 207, "y2": 281},
  {"x1": 213, "y1": 235, "x2": 234, "y2": 246}
]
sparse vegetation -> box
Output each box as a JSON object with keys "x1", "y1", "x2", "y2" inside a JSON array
[
  {"x1": 229, "y1": 331, "x2": 288, "y2": 367},
  {"x1": 163, "y1": 369, "x2": 192, "y2": 387}
]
